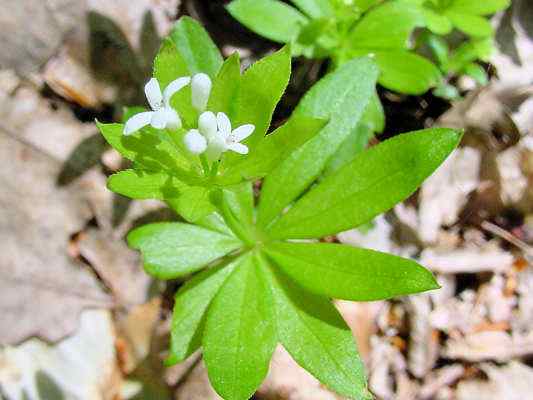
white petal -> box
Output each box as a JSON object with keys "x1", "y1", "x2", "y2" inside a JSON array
[
  {"x1": 144, "y1": 78, "x2": 163, "y2": 110},
  {"x1": 206, "y1": 134, "x2": 227, "y2": 162},
  {"x1": 163, "y1": 76, "x2": 191, "y2": 106},
  {"x1": 198, "y1": 111, "x2": 217, "y2": 140},
  {"x1": 150, "y1": 108, "x2": 168, "y2": 129},
  {"x1": 164, "y1": 107, "x2": 182, "y2": 130},
  {"x1": 232, "y1": 124, "x2": 255, "y2": 142},
  {"x1": 227, "y1": 142, "x2": 249, "y2": 155},
  {"x1": 184, "y1": 129, "x2": 207, "y2": 154},
  {"x1": 123, "y1": 111, "x2": 153, "y2": 135},
  {"x1": 216, "y1": 112, "x2": 232, "y2": 138},
  {"x1": 191, "y1": 73, "x2": 212, "y2": 112}
]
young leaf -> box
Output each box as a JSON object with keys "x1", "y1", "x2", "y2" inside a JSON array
[
  {"x1": 267, "y1": 128, "x2": 462, "y2": 239},
  {"x1": 262, "y1": 257, "x2": 371, "y2": 400},
  {"x1": 96, "y1": 122, "x2": 192, "y2": 177},
  {"x1": 446, "y1": 12, "x2": 493, "y2": 37},
  {"x1": 257, "y1": 57, "x2": 379, "y2": 228},
  {"x1": 448, "y1": 0, "x2": 510, "y2": 15},
  {"x1": 265, "y1": 242, "x2": 439, "y2": 301},
  {"x1": 166, "y1": 258, "x2": 240, "y2": 365},
  {"x1": 127, "y1": 223, "x2": 242, "y2": 279},
  {"x1": 107, "y1": 169, "x2": 181, "y2": 199},
  {"x1": 348, "y1": 1, "x2": 425, "y2": 49},
  {"x1": 372, "y1": 50, "x2": 442, "y2": 94},
  {"x1": 207, "y1": 53, "x2": 242, "y2": 120},
  {"x1": 153, "y1": 38, "x2": 189, "y2": 88},
  {"x1": 227, "y1": 0, "x2": 308, "y2": 43},
  {"x1": 203, "y1": 253, "x2": 276, "y2": 400},
  {"x1": 231, "y1": 46, "x2": 292, "y2": 151},
  {"x1": 170, "y1": 16, "x2": 223, "y2": 78},
  {"x1": 462, "y1": 63, "x2": 488, "y2": 85},
  {"x1": 289, "y1": 0, "x2": 334, "y2": 18}
]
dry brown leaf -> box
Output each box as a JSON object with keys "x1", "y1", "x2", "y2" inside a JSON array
[
  {"x1": 0, "y1": 131, "x2": 112, "y2": 344},
  {"x1": 0, "y1": 0, "x2": 87, "y2": 77},
  {"x1": 0, "y1": 309, "x2": 121, "y2": 400}
]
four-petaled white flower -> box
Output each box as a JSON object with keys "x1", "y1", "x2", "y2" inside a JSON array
[
  {"x1": 213, "y1": 112, "x2": 255, "y2": 155},
  {"x1": 124, "y1": 77, "x2": 190, "y2": 135}
]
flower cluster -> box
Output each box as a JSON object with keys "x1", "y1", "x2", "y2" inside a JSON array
[{"x1": 123, "y1": 74, "x2": 254, "y2": 162}]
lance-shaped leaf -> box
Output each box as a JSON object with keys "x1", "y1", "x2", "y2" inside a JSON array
[
  {"x1": 107, "y1": 169, "x2": 181, "y2": 200},
  {"x1": 166, "y1": 258, "x2": 241, "y2": 365},
  {"x1": 207, "y1": 53, "x2": 241, "y2": 120},
  {"x1": 153, "y1": 38, "x2": 189, "y2": 88},
  {"x1": 227, "y1": 0, "x2": 308, "y2": 43},
  {"x1": 169, "y1": 16, "x2": 223, "y2": 79},
  {"x1": 166, "y1": 186, "x2": 216, "y2": 223},
  {"x1": 265, "y1": 242, "x2": 439, "y2": 301},
  {"x1": 223, "y1": 115, "x2": 327, "y2": 182},
  {"x1": 261, "y1": 257, "x2": 371, "y2": 400},
  {"x1": 211, "y1": 182, "x2": 256, "y2": 244},
  {"x1": 268, "y1": 128, "x2": 462, "y2": 239},
  {"x1": 445, "y1": 12, "x2": 493, "y2": 37},
  {"x1": 203, "y1": 253, "x2": 276, "y2": 400},
  {"x1": 232, "y1": 46, "x2": 292, "y2": 150},
  {"x1": 127, "y1": 223, "x2": 242, "y2": 279},
  {"x1": 257, "y1": 57, "x2": 378, "y2": 227},
  {"x1": 97, "y1": 122, "x2": 192, "y2": 176}
]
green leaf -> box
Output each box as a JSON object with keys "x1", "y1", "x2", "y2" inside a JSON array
[
  {"x1": 229, "y1": 46, "x2": 292, "y2": 153},
  {"x1": 223, "y1": 115, "x2": 327, "y2": 181},
  {"x1": 96, "y1": 122, "x2": 193, "y2": 177},
  {"x1": 153, "y1": 38, "x2": 189, "y2": 88},
  {"x1": 167, "y1": 186, "x2": 216, "y2": 223},
  {"x1": 262, "y1": 257, "x2": 370, "y2": 400},
  {"x1": 203, "y1": 253, "x2": 276, "y2": 400},
  {"x1": 422, "y1": 32, "x2": 450, "y2": 67},
  {"x1": 127, "y1": 223, "x2": 242, "y2": 279},
  {"x1": 257, "y1": 57, "x2": 379, "y2": 228},
  {"x1": 289, "y1": 0, "x2": 334, "y2": 18},
  {"x1": 265, "y1": 242, "x2": 439, "y2": 301},
  {"x1": 227, "y1": 0, "x2": 308, "y2": 43},
  {"x1": 166, "y1": 258, "x2": 240, "y2": 365},
  {"x1": 348, "y1": 1, "x2": 425, "y2": 49},
  {"x1": 212, "y1": 182, "x2": 256, "y2": 244},
  {"x1": 373, "y1": 50, "x2": 442, "y2": 94},
  {"x1": 170, "y1": 16, "x2": 223, "y2": 78},
  {"x1": 267, "y1": 128, "x2": 462, "y2": 239},
  {"x1": 462, "y1": 63, "x2": 488, "y2": 85},
  {"x1": 323, "y1": 124, "x2": 373, "y2": 177},
  {"x1": 107, "y1": 169, "x2": 181, "y2": 199},
  {"x1": 207, "y1": 53, "x2": 242, "y2": 120},
  {"x1": 448, "y1": 0, "x2": 510, "y2": 15},
  {"x1": 447, "y1": 38, "x2": 494, "y2": 72},
  {"x1": 446, "y1": 12, "x2": 493, "y2": 37},
  {"x1": 361, "y1": 90, "x2": 385, "y2": 133},
  {"x1": 422, "y1": 8, "x2": 452, "y2": 34}
]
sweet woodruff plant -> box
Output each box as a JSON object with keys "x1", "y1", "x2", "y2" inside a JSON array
[{"x1": 98, "y1": 16, "x2": 461, "y2": 400}]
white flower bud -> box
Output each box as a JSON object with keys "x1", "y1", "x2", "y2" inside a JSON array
[
  {"x1": 191, "y1": 73, "x2": 212, "y2": 112},
  {"x1": 184, "y1": 129, "x2": 207, "y2": 154},
  {"x1": 198, "y1": 111, "x2": 217, "y2": 140}
]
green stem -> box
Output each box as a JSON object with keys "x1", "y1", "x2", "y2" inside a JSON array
[{"x1": 200, "y1": 154, "x2": 210, "y2": 177}]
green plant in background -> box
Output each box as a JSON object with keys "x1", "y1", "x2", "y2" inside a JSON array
[
  {"x1": 227, "y1": 0, "x2": 510, "y2": 98},
  {"x1": 98, "y1": 16, "x2": 462, "y2": 400}
]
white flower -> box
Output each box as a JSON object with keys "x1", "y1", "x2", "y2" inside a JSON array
[
  {"x1": 191, "y1": 73, "x2": 212, "y2": 112},
  {"x1": 183, "y1": 129, "x2": 207, "y2": 154},
  {"x1": 123, "y1": 77, "x2": 190, "y2": 135},
  {"x1": 205, "y1": 112, "x2": 255, "y2": 160}
]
